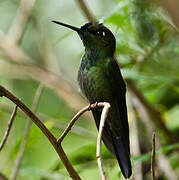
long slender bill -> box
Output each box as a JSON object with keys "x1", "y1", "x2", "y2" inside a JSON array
[{"x1": 52, "y1": 20, "x2": 82, "y2": 33}]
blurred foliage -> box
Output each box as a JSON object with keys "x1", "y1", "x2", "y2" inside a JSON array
[{"x1": 0, "y1": 0, "x2": 179, "y2": 179}]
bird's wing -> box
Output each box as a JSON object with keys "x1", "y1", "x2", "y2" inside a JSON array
[{"x1": 104, "y1": 58, "x2": 130, "y2": 155}]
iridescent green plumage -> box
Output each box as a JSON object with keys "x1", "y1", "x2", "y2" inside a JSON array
[{"x1": 53, "y1": 21, "x2": 132, "y2": 179}]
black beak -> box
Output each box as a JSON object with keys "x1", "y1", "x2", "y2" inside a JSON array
[{"x1": 52, "y1": 20, "x2": 82, "y2": 33}]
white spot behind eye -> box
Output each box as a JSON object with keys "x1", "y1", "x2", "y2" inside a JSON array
[{"x1": 102, "y1": 31, "x2": 105, "y2": 36}]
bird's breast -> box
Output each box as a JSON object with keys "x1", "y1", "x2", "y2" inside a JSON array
[{"x1": 78, "y1": 64, "x2": 112, "y2": 103}]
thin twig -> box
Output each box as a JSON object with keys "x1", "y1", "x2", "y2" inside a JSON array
[
  {"x1": 151, "y1": 132, "x2": 156, "y2": 180},
  {"x1": 0, "y1": 106, "x2": 18, "y2": 152},
  {"x1": 10, "y1": 83, "x2": 44, "y2": 180},
  {"x1": 96, "y1": 102, "x2": 110, "y2": 180},
  {"x1": 57, "y1": 105, "x2": 91, "y2": 144},
  {"x1": 0, "y1": 85, "x2": 81, "y2": 180}
]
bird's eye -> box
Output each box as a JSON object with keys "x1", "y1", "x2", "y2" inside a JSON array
[{"x1": 96, "y1": 31, "x2": 105, "y2": 37}]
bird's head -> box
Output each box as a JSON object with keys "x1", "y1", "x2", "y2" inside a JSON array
[{"x1": 52, "y1": 21, "x2": 116, "y2": 57}]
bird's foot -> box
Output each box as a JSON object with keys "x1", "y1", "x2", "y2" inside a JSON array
[{"x1": 88, "y1": 102, "x2": 98, "y2": 111}]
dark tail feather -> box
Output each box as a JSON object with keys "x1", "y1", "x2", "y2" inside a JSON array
[{"x1": 112, "y1": 135, "x2": 132, "y2": 179}]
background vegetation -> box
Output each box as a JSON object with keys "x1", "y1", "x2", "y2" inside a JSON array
[{"x1": 0, "y1": 0, "x2": 179, "y2": 179}]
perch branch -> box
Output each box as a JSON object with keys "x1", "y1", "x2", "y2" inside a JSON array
[
  {"x1": 151, "y1": 132, "x2": 156, "y2": 180},
  {"x1": 96, "y1": 102, "x2": 110, "y2": 180},
  {"x1": 0, "y1": 106, "x2": 18, "y2": 152},
  {"x1": 58, "y1": 102, "x2": 110, "y2": 180},
  {"x1": 57, "y1": 105, "x2": 91, "y2": 144},
  {"x1": 0, "y1": 85, "x2": 81, "y2": 180}
]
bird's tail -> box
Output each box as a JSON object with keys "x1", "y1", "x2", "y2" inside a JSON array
[{"x1": 112, "y1": 135, "x2": 132, "y2": 179}]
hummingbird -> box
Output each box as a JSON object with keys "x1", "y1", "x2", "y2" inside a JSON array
[{"x1": 52, "y1": 20, "x2": 132, "y2": 179}]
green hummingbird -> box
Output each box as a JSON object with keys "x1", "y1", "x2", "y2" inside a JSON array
[{"x1": 52, "y1": 21, "x2": 132, "y2": 179}]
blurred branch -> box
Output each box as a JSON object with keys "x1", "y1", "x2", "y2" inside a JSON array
[
  {"x1": 76, "y1": 0, "x2": 96, "y2": 23},
  {"x1": 10, "y1": 83, "x2": 44, "y2": 180},
  {"x1": 132, "y1": 94, "x2": 178, "y2": 180},
  {"x1": 157, "y1": 154, "x2": 178, "y2": 180},
  {"x1": 126, "y1": 79, "x2": 178, "y2": 145},
  {"x1": 0, "y1": 102, "x2": 96, "y2": 140},
  {"x1": 8, "y1": 0, "x2": 36, "y2": 44},
  {"x1": 151, "y1": 132, "x2": 156, "y2": 180},
  {"x1": 19, "y1": 64, "x2": 86, "y2": 111},
  {"x1": 128, "y1": 96, "x2": 143, "y2": 180},
  {"x1": 0, "y1": 85, "x2": 81, "y2": 180},
  {"x1": 96, "y1": 102, "x2": 110, "y2": 180},
  {"x1": 0, "y1": 31, "x2": 35, "y2": 65},
  {"x1": 0, "y1": 0, "x2": 86, "y2": 113},
  {"x1": 33, "y1": 17, "x2": 62, "y2": 74},
  {"x1": 0, "y1": 106, "x2": 18, "y2": 152},
  {"x1": 158, "y1": 0, "x2": 179, "y2": 28},
  {"x1": 0, "y1": 47, "x2": 86, "y2": 111}
]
